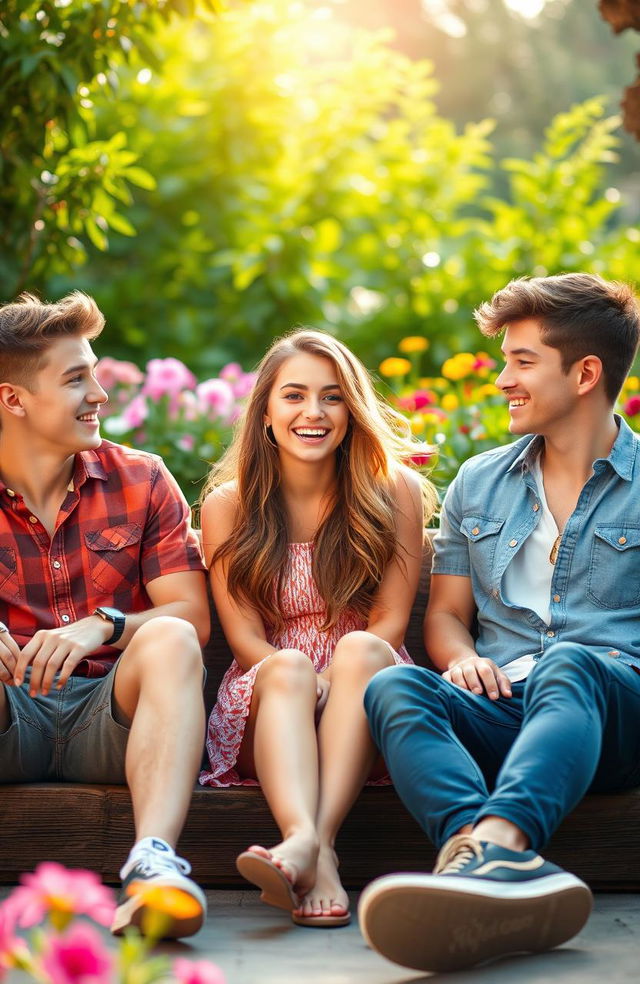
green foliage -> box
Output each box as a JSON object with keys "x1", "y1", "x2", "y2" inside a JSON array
[
  {"x1": 0, "y1": 0, "x2": 230, "y2": 295},
  {"x1": 40, "y1": 1, "x2": 637, "y2": 377}
]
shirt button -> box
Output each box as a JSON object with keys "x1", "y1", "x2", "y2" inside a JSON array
[
  {"x1": 553, "y1": 594, "x2": 560, "y2": 603},
  {"x1": 546, "y1": 630, "x2": 555, "y2": 638},
  {"x1": 533, "y1": 503, "x2": 539, "y2": 512},
  {"x1": 29, "y1": 515, "x2": 38, "y2": 524},
  {"x1": 509, "y1": 539, "x2": 518, "y2": 547},
  {"x1": 471, "y1": 526, "x2": 480, "y2": 535},
  {"x1": 52, "y1": 560, "x2": 61, "y2": 570},
  {"x1": 618, "y1": 536, "x2": 627, "y2": 545},
  {"x1": 608, "y1": 650, "x2": 620, "y2": 657},
  {"x1": 61, "y1": 615, "x2": 70, "y2": 623}
]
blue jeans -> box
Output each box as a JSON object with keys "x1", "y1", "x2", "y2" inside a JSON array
[{"x1": 365, "y1": 643, "x2": 640, "y2": 852}]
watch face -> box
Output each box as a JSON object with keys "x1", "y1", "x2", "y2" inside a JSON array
[{"x1": 97, "y1": 607, "x2": 121, "y2": 621}]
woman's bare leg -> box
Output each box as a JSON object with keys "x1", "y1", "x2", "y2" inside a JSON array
[
  {"x1": 237, "y1": 648, "x2": 320, "y2": 896},
  {"x1": 295, "y1": 632, "x2": 396, "y2": 918}
]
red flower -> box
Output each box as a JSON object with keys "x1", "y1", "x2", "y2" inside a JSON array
[
  {"x1": 397, "y1": 389, "x2": 437, "y2": 412},
  {"x1": 623, "y1": 395, "x2": 640, "y2": 417}
]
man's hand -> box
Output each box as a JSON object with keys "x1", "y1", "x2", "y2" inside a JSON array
[
  {"x1": 13, "y1": 617, "x2": 113, "y2": 697},
  {"x1": 315, "y1": 673, "x2": 331, "y2": 722},
  {"x1": 443, "y1": 655, "x2": 512, "y2": 701},
  {"x1": 0, "y1": 623, "x2": 20, "y2": 685}
]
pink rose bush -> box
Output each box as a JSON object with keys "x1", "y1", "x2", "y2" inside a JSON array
[
  {"x1": 96, "y1": 357, "x2": 256, "y2": 504},
  {"x1": 0, "y1": 863, "x2": 226, "y2": 984}
]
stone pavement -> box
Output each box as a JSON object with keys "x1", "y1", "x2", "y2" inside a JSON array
[{"x1": 155, "y1": 890, "x2": 640, "y2": 983}]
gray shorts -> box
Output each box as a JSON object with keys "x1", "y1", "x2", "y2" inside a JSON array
[{"x1": 0, "y1": 667, "x2": 129, "y2": 783}]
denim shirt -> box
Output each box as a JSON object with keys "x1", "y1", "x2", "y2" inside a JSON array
[{"x1": 432, "y1": 416, "x2": 640, "y2": 672}]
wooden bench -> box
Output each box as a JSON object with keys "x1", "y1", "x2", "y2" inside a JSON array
[{"x1": 0, "y1": 540, "x2": 638, "y2": 888}]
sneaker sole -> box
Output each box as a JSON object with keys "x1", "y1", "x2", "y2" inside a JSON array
[
  {"x1": 358, "y1": 872, "x2": 593, "y2": 973},
  {"x1": 111, "y1": 877, "x2": 207, "y2": 939}
]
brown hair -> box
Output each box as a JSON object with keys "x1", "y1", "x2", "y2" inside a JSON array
[
  {"x1": 474, "y1": 273, "x2": 640, "y2": 403},
  {"x1": 202, "y1": 329, "x2": 437, "y2": 631},
  {"x1": 0, "y1": 291, "x2": 105, "y2": 390}
]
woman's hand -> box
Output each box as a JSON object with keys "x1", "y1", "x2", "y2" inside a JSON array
[
  {"x1": 443, "y1": 656, "x2": 512, "y2": 701},
  {"x1": 315, "y1": 673, "x2": 331, "y2": 722}
]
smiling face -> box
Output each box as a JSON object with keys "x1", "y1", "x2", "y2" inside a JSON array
[
  {"x1": 495, "y1": 318, "x2": 583, "y2": 438},
  {"x1": 263, "y1": 352, "x2": 350, "y2": 467},
  {"x1": 14, "y1": 335, "x2": 108, "y2": 456}
]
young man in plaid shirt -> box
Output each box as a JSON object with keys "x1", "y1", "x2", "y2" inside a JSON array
[{"x1": 0, "y1": 291, "x2": 210, "y2": 938}]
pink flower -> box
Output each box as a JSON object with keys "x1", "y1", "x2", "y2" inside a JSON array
[
  {"x1": 623, "y1": 395, "x2": 640, "y2": 417},
  {"x1": 219, "y1": 362, "x2": 243, "y2": 383},
  {"x1": 231, "y1": 372, "x2": 257, "y2": 400},
  {"x1": 473, "y1": 355, "x2": 496, "y2": 371},
  {"x1": 11, "y1": 864, "x2": 115, "y2": 930},
  {"x1": 95, "y1": 357, "x2": 144, "y2": 390},
  {"x1": 0, "y1": 898, "x2": 27, "y2": 976},
  {"x1": 397, "y1": 389, "x2": 437, "y2": 412},
  {"x1": 173, "y1": 957, "x2": 227, "y2": 984},
  {"x1": 409, "y1": 452, "x2": 434, "y2": 467},
  {"x1": 143, "y1": 359, "x2": 197, "y2": 401},
  {"x1": 122, "y1": 394, "x2": 148, "y2": 429},
  {"x1": 178, "y1": 434, "x2": 195, "y2": 451},
  {"x1": 178, "y1": 390, "x2": 200, "y2": 422},
  {"x1": 196, "y1": 379, "x2": 234, "y2": 422},
  {"x1": 41, "y1": 923, "x2": 112, "y2": 984}
]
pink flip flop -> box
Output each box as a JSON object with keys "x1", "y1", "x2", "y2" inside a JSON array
[
  {"x1": 236, "y1": 850, "x2": 299, "y2": 911},
  {"x1": 291, "y1": 909, "x2": 351, "y2": 928}
]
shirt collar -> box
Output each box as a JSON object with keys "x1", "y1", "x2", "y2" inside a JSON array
[
  {"x1": 507, "y1": 415, "x2": 638, "y2": 482},
  {"x1": 72, "y1": 449, "x2": 109, "y2": 489}
]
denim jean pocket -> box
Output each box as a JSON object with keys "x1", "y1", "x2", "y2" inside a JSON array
[{"x1": 587, "y1": 525, "x2": 640, "y2": 609}]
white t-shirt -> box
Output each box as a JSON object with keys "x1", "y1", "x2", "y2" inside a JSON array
[{"x1": 501, "y1": 455, "x2": 558, "y2": 683}]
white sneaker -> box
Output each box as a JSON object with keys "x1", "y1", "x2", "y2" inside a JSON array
[{"x1": 111, "y1": 837, "x2": 206, "y2": 939}]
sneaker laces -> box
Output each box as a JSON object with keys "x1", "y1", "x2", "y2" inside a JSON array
[
  {"x1": 434, "y1": 834, "x2": 483, "y2": 875},
  {"x1": 120, "y1": 844, "x2": 192, "y2": 881}
]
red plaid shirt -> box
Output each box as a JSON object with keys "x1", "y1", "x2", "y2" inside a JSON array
[{"x1": 0, "y1": 440, "x2": 206, "y2": 677}]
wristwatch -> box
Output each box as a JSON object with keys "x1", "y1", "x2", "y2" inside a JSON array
[{"x1": 93, "y1": 606, "x2": 126, "y2": 645}]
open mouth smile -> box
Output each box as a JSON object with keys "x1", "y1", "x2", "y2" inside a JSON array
[
  {"x1": 292, "y1": 427, "x2": 330, "y2": 442},
  {"x1": 508, "y1": 398, "x2": 529, "y2": 409}
]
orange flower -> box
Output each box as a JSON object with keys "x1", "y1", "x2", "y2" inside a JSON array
[{"x1": 398, "y1": 336, "x2": 429, "y2": 354}]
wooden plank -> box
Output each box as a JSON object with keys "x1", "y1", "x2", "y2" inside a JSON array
[{"x1": 0, "y1": 784, "x2": 637, "y2": 889}]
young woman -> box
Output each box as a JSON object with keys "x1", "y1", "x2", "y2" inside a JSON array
[{"x1": 199, "y1": 329, "x2": 437, "y2": 926}]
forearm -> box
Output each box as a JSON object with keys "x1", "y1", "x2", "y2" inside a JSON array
[
  {"x1": 107, "y1": 600, "x2": 210, "y2": 650},
  {"x1": 424, "y1": 610, "x2": 478, "y2": 673}
]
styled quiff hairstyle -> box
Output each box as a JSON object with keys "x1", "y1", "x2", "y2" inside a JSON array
[
  {"x1": 0, "y1": 291, "x2": 104, "y2": 390},
  {"x1": 474, "y1": 273, "x2": 640, "y2": 404},
  {"x1": 202, "y1": 328, "x2": 437, "y2": 631}
]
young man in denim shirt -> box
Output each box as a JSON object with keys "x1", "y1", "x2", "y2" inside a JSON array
[{"x1": 360, "y1": 273, "x2": 640, "y2": 972}]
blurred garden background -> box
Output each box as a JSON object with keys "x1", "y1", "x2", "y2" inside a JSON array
[{"x1": 2, "y1": 0, "x2": 639, "y2": 503}]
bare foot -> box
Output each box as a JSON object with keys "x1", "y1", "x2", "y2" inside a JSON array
[
  {"x1": 247, "y1": 829, "x2": 319, "y2": 896},
  {"x1": 293, "y1": 844, "x2": 349, "y2": 918}
]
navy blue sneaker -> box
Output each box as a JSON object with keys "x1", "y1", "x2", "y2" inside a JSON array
[
  {"x1": 111, "y1": 837, "x2": 206, "y2": 939},
  {"x1": 358, "y1": 834, "x2": 593, "y2": 972}
]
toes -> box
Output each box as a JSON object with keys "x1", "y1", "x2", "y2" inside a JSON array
[{"x1": 247, "y1": 844, "x2": 272, "y2": 860}]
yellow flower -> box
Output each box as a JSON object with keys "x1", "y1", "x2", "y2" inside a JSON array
[
  {"x1": 624, "y1": 375, "x2": 640, "y2": 393},
  {"x1": 475, "y1": 383, "x2": 500, "y2": 399},
  {"x1": 398, "y1": 336, "x2": 429, "y2": 354},
  {"x1": 409, "y1": 413, "x2": 425, "y2": 435},
  {"x1": 441, "y1": 353, "x2": 476, "y2": 381},
  {"x1": 379, "y1": 357, "x2": 412, "y2": 378},
  {"x1": 441, "y1": 393, "x2": 459, "y2": 411},
  {"x1": 126, "y1": 884, "x2": 202, "y2": 919}
]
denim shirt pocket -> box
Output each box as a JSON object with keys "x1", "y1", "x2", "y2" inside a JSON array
[
  {"x1": 588, "y1": 525, "x2": 640, "y2": 609},
  {"x1": 460, "y1": 516, "x2": 505, "y2": 596},
  {"x1": 84, "y1": 523, "x2": 143, "y2": 594}
]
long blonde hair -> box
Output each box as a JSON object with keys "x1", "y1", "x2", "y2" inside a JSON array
[{"x1": 202, "y1": 329, "x2": 437, "y2": 630}]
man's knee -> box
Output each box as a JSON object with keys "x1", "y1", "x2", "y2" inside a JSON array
[
  {"x1": 364, "y1": 664, "x2": 440, "y2": 725},
  {"x1": 121, "y1": 616, "x2": 203, "y2": 680}
]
